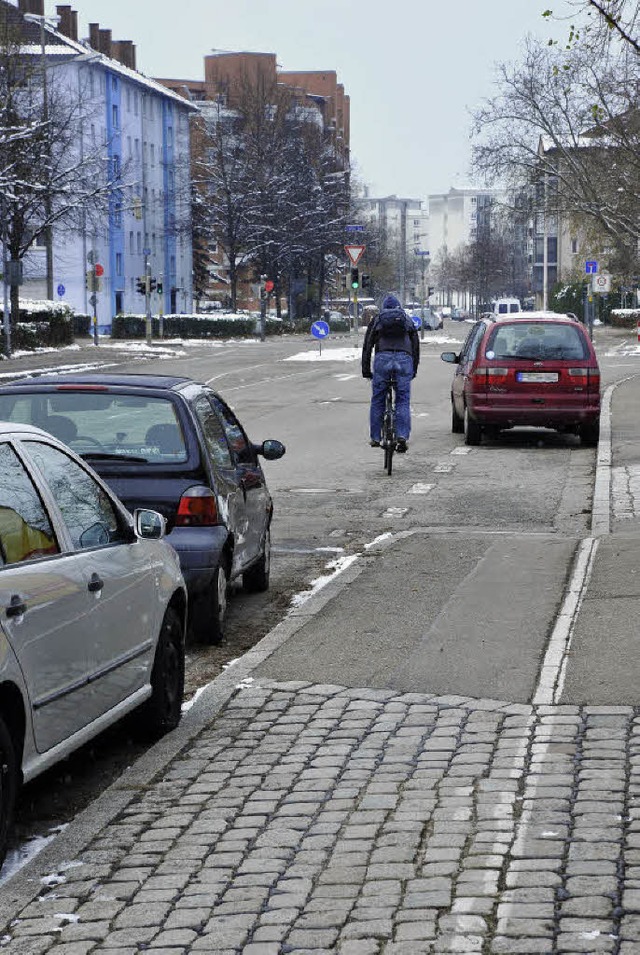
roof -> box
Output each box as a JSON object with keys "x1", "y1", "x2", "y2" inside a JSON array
[
  {"x1": 492, "y1": 311, "x2": 572, "y2": 323},
  {"x1": 0, "y1": 373, "x2": 194, "y2": 391},
  {"x1": 13, "y1": 11, "x2": 197, "y2": 111},
  {"x1": 0, "y1": 421, "x2": 47, "y2": 437}
]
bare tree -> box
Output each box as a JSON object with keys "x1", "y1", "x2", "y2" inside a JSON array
[
  {"x1": 543, "y1": 0, "x2": 640, "y2": 54},
  {"x1": 471, "y1": 35, "x2": 640, "y2": 265}
]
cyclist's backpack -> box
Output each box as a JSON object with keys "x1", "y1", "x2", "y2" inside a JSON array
[{"x1": 378, "y1": 308, "x2": 407, "y2": 337}]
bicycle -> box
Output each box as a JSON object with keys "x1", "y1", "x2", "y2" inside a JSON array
[{"x1": 381, "y1": 375, "x2": 397, "y2": 475}]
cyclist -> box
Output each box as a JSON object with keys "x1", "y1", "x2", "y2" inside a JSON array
[{"x1": 362, "y1": 293, "x2": 420, "y2": 452}]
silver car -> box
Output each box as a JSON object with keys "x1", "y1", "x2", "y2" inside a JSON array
[{"x1": 0, "y1": 423, "x2": 187, "y2": 871}]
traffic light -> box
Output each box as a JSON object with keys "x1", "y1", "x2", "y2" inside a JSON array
[
  {"x1": 428, "y1": 286, "x2": 435, "y2": 296},
  {"x1": 156, "y1": 281, "x2": 163, "y2": 295},
  {"x1": 149, "y1": 278, "x2": 157, "y2": 293},
  {"x1": 361, "y1": 273, "x2": 371, "y2": 290},
  {"x1": 351, "y1": 268, "x2": 359, "y2": 290},
  {"x1": 136, "y1": 277, "x2": 146, "y2": 295}
]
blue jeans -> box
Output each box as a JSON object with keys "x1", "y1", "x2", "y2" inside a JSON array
[{"x1": 370, "y1": 351, "x2": 413, "y2": 442}]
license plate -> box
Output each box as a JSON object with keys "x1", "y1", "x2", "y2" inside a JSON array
[{"x1": 516, "y1": 372, "x2": 559, "y2": 383}]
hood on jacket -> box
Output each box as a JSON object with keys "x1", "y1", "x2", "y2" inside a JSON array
[{"x1": 381, "y1": 294, "x2": 402, "y2": 310}]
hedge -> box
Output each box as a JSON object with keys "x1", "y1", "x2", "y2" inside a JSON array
[
  {"x1": 0, "y1": 300, "x2": 74, "y2": 353},
  {"x1": 609, "y1": 309, "x2": 640, "y2": 329},
  {"x1": 111, "y1": 313, "x2": 328, "y2": 339}
]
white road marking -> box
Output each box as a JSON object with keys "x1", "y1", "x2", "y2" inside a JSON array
[
  {"x1": 532, "y1": 536, "x2": 599, "y2": 706},
  {"x1": 382, "y1": 507, "x2": 409, "y2": 517},
  {"x1": 433, "y1": 463, "x2": 454, "y2": 473},
  {"x1": 409, "y1": 483, "x2": 435, "y2": 494},
  {"x1": 451, "y1": 446, "x2": 471, "y2": 455}
]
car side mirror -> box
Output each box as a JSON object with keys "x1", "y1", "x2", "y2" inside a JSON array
[
  {"x1": 258, "y1": 439, "x2": 286, "y2": 461},
  {"x1": 134, "y1": 508, "x2": 166, "y2": 540},
  {"x1": 441, "y1": 351, "x2": 460, "y2": 364}
]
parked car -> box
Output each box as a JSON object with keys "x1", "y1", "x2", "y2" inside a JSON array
[
  {"x1": 450, "y1": 307, "x2": 470, "y2": 322},
  {"x1": 421, "y1": 308, "x2": 444, "y2": 331},
  {"x1": 440, "y1": 311, "x2": 601, "y2": 446},
  {"x1": 0, "y1": 422, "x2": 187, "y2": 870},
  {"x1": 0, "y1": 374, "x2": 286, "y2": 645}
]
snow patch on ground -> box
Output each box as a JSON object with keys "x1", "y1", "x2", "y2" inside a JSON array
[
  {"x1": 283, "y1": 347, "x2": 360, "y2": 363},
  {"x1": 290, "y1": 554, "x2": 360, "y2": 607},
  {"x1": 0, "y1": 826, "x2": 68, "y2": 887}
]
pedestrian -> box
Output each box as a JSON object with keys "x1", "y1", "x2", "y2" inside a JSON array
[{"x1": 361, "y1": 293, "x2": 420, "y2": 452}]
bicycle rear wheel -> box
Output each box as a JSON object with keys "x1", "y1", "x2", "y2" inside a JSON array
[{"x1": 382, "y1": 389, "x2": 395, "y2": 475}]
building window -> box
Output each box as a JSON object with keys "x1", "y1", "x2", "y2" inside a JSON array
[
  {"x1": 152, "y1": 233, "x2": 157, "y2": 254},
  {"x1": 111, "y1": 76, "x2": 118, "y2": 92},
  {"x1": 134, "y1": 93, "x2": 139, "y2": 116},
  {"x1": 137, "y1": 232, "x2": 142, "y2": 254},
  {"x1": 114, "y1": 203, "x2": 122, "y2": 227},
  {"x1": 129, "y1": 231, "x2": 134, "y2": 253},
  {"x1": 167, "y1": 126, "x2": 173, "y2": 147},
  {"x1": 112, "y1": 104, "x2": 119, "y2": 129},
  {"x1": 571, "y1": 237, "x2": 578, "y2": 254},
  {"x1": 134, "y1": 138, "x2": 140, "y2": 159},
  {"x1": 115, "y1": 253, "x2": 123, "y2": 276},
  {"x1": 151, "y1": 144, "x2": 155, "y2": 166}
]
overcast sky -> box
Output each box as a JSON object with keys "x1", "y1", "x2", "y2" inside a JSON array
[{"x1": 43, "y1": 0, "x2": 571, "y2": 200}]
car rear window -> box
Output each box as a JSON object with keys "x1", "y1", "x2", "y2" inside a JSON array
[
  {"x1": 0, "y1": 392, "x2": 187, "y2": 463},
  {"x1": 486, "y1": 323, "x2": 589, "y2": 361}
]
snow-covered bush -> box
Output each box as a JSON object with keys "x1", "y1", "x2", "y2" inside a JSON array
[
  {"x1": 0, "y1": 299, "x2": 74, "y2": 349},
  {"x1": 610, "y1": 308, "x2": 640, "y2": 328}
]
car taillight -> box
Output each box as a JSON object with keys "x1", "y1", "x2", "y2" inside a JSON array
[
  {"x1": 175, "y1": 486, "x2": 220, "y2": 527},
  {"x1": 568, "y1": 368, "x2": 600, "y2": 389},
  {"x1": 473, "y1": 367, "x2": 510, "y2": 386}
]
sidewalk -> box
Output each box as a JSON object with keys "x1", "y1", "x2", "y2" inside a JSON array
[{"x1": 2, "y1": 360, "x2": 640, "y2": 953}]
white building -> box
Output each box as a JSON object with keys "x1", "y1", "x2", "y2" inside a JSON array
[
  {"x1": 427, "y1": 187, "x2": 501, "y2": 260},
  {"x1": 12, "y1": 2, "x2": 196, "y2": 331}
]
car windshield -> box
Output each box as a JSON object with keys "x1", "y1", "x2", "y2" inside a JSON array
[
  {"x1": 0, "y1": 391, "x2": 188, "y2": 463},
  {"x1": 486, "y1": 323, "x2": 589, "y2": 361}
]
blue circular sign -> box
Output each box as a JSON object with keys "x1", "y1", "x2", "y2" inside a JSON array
[
  {"x1": 412, "y1": 315, "x2": 422, "y2": 329},
  {"x1": 57, "y1": 284, "x2": 66, "y2": 297},
  {"x1": 311, "y1": 320, "x2": 330, "y2": 339}
]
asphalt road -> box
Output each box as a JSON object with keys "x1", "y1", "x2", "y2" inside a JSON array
[{"x1": 2, "y1": 318, "x2": 638, "y2": 878}]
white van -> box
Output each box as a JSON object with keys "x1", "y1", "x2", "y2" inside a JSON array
[{"x1": 493, "y1": 298, "x2": 522, "y2": 315}]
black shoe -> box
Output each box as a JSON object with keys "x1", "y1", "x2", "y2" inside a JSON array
[
  {"x1": 370, "y1": 439, "x2": 380, "y2": 448},
  {"x1": 396, "y1": 438, "x2": 408, "y2": 453}
]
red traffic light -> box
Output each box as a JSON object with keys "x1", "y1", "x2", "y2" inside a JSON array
[
  {"x1": 264, "y1": 279, "x2": 274, "y2": 293},
  {"x1": 94, "y1": 264, "x2": 105, "y2": 277}
]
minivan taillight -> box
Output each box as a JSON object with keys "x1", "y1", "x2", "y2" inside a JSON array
[
  {"x1": 568, "y1": 368, "x2": 600, "y2": 390},
  {"x1": 175, "y1": 486, "x2": 220, "y2": 526},
  {"x1": 473, "y1": 367, "x2": 510, "y2": 387}
]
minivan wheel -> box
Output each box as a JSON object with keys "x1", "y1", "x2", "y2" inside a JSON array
[
  {"x1": 0, "y1": 715, "x2": 18, "y2": 872},
  {"x1": 464, "y1": 407, "x2": 482, "y2": 446},
  {"x1": 243, "y1": 529, "x2": 271, "y2": 593},
  {"x1": 580, "y1": 420, "x2": 600, "y2": 447},
  {"x1": 137, "y1": 607, "x2": 185, "y2": 739},
  {"x1": 452, "y1": 401, "x2": 464, "y2": 434}
]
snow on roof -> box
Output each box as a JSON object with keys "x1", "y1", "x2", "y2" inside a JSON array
[{"x1": 30, "y1": 24, "x2": 197, "y2": 111}]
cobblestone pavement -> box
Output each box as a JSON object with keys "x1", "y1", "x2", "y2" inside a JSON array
[{"x1": 2, "y1": 680, "x2": 639, "y2": 954}]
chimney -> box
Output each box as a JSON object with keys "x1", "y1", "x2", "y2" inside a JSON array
[
  {"x1": 18, "y1": 0, "x2": 45, "y2": 14},
  {"x1": 112, "y1": 40, "x2": 136, "y2": 71},
  {"x1": 89, "y1": 22, "x2": 100, "y2": 51},
  {"x1": 56, "y1": 6, "x2": 78, "y2": 41},
  {"x1": 98, "y1": 28, "x2": 112, "y2": 57}
]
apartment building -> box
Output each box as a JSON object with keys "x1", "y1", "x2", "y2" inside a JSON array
[
  {"x1": 9, "y1": 0, "x2": 196, "y2": 329},
  {"x1": 157, "y1": 52, "x2": 350, "y2": 308}
]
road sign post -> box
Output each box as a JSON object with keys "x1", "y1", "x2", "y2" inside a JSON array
[
  {"x1": 311, "y1": 320, "x2": 330, "y2": 357},
  {"x1": 144, "y1": 252, "x2": 152, "y2": 345}
]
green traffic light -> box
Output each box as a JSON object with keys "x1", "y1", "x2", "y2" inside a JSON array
[{"x1": 351, "y1": 281, "x2": 359, "y2": 289}]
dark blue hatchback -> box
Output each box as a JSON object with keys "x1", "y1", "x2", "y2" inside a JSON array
[{"x1": 0, "y1": 374, "x2": 286, "y2": 644}]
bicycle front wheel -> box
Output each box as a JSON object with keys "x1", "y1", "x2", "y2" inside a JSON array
[{"x1": 384, "y1": 441, "x2": 394, "y2": 475}]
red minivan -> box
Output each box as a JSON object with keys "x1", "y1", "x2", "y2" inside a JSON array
[{"x1": 441, "y1": 312, "x2": 601, "y2": 446}]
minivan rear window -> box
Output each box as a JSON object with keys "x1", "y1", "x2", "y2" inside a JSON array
[
  {"x1": 0, "y1": 392, "x2": 187, "y2": 463},
  {"x1": 486, "y1": 323, "x2": 589, "y2": 361}
]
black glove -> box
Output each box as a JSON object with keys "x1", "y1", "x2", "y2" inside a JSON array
[{"x1": 363, "y1": 371, "x2": 373, "y2": 380}]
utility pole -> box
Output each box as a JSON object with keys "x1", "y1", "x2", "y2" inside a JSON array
[
  {"x1": 145, "y1": 251, "x2": 152, "y2": 345},
  {"x1": 259, "y1": 275, "x2": 267, "y2": 342},
  {"x1": 158, "y1": 274, "x2": 164, "y2": 339},
  {"x1": 399, "y1": 200, "x2": 408, "y2": 306},
  {"x1": 2, "y1": 225, "x2": 11, "y2": 359}
]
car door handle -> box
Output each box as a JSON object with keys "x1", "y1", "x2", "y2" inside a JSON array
[
  {"x1": 6, "y1": 595, "x2": 27, "y2": 618},
  {"x1": 88, "y1": 573, "x2": 104, "y2": 593}
]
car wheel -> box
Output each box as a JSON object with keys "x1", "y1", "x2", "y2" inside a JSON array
[
  {"x1": 137, "y1": 607, "x2": 185, "y2": 739},
  {"x1": 243, "y1": 528, "x2": 271, "y2": 593},
  {"x1": 192, "y1": 559, "x2": 229, "y2": 645},
  {"x1": 451, "y1": 400, "x2": 464, "y2": 434},
  {"x1": 0, "y1": 714, "x2": 18, "y2": 872},
  {"x1": 464, "y1": 406, "x2": 482, "y2": 446},
  {"x1": 580, "y1": 420, "x2": 600, "y2": 447}
]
